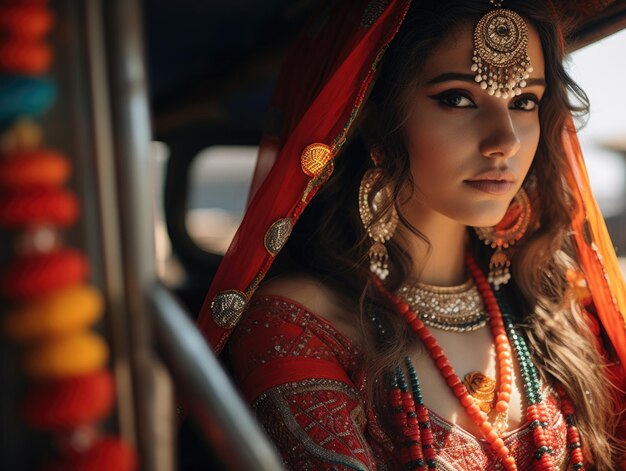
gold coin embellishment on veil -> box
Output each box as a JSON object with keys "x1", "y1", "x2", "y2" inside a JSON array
[
  {"x1": 264, "y1": 218, "x2": 293, "y2": 256},
  {"x1": 301, "y1": 143, "x2": 333, "y2": 177},
  {"x1": 211, "y1": 290, "x2": 247, "y2": 329}
]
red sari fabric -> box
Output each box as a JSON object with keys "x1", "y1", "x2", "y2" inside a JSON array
[{"x1": 230, "y1": 296, "x2": 570, "y2": 470}]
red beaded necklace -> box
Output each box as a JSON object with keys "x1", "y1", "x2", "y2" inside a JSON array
[{"x1": 374, "y1": 252, "x2": 585, "y2": 470}]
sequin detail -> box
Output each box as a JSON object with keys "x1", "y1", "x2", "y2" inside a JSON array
[
  {"x1": 264, "y1": 218, "x2": 293, "y2": 256},
  {"x1": 301, "y1": 143, "x2": 333, "y2": 177},
  {"x1": 254, "y1": 381, "x2": 373, "y2": 471},
  {"x1": 211, "y1": 289, "x2": 247, "y2": 329}
]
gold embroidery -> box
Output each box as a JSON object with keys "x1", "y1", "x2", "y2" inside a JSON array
[
  {"x1": 264, "y1": 218, "x2": 293, "y2": 256},
  {"x1": 245, "y1": 272, "x2": 265, "y2": 298},
  {"x1": 302, "y1": 161, "x2": 334, "y2": 202},
  {"x1": 253, "y1": 379, "x2": 373, "y2": 470},
  {"x1": 211, "y1": 289, "x2": 247, "y2": 329},
  {"x1": 300, "y1": 143, "x2": 333, "y2": 177}
]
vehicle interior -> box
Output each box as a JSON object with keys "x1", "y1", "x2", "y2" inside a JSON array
[{"x1": 1, "y1": 0, "x2": 626, "y2": 470}]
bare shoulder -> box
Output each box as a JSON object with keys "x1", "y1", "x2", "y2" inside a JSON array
[
  {"x1": 254, "y1": 274, "x2": 360, "y2": 344},
  {"x1": 255, "y1": 274, "x2": 345, "y2": 320}
]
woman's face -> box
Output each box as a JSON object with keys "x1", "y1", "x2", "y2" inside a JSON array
[{"x1": 401, "y1": 20, "x2": 546, "y2": 228}]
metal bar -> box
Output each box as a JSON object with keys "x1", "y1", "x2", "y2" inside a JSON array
[
  {"x1": 150, "y1": 283, "x2": 286, "y2": 471},
  {"x1": 85, "y1": 0, "x2": 283, "y2": 468},
  {"x1": 100, "y1": 0, "x2": 169, "y2": 468},
  {"x1": 82, "y1": 0, "x2": 138, "y2": 446}
]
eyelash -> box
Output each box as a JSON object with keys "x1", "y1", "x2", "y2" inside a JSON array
[{"x1": 431, "y1": 90, "x2": 540, "y2": 112}]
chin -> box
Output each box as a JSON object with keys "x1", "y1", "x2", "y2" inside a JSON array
[{"x1": 458, "y1": 203, "x2": 510, "y2": 228}]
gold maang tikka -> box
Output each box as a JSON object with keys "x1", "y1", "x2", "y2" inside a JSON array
[{"x1": 472, "y1": 0, "x2": 533, "y2": 99}]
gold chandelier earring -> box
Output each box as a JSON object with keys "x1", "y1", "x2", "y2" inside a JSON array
[
  {"x1": 474, "y1": 188, "x2": 531, "y2": 289},
  {"x1": 358, "y1": 167, "x2": 398, "y2": 280}
]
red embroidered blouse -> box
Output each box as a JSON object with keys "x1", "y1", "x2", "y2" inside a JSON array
[{"x1": 229, "y1": 295, "x2": 569, "y2": 470}]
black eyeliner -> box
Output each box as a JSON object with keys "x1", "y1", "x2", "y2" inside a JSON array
[
  {"x1": 427, "y1": 89, "x2": 476, "y2": 108},
  {"x1": 512, "y1": 93, "x2": 540, "y2": 111}
]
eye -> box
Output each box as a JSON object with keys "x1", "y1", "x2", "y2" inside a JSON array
[
  {"x1": 511, "y1": 94, "x2": 540, "y2": 111},
  {"x1": 430, "y1": 91, "x2": 476, "y2": 108}
]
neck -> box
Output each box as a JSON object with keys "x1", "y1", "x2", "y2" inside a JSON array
[{"x1": 394, "y1": 206, "x2": 468, "y2": 287}]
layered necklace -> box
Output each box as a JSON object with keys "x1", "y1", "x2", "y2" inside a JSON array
[
  {"x1": 373, "y1": 253, "x2": 585, "y2": 471},
  {"x1": 397, "y1": 277, "x2": 499, "y2": 419},
  {"x1": 396, "y1": 278, "x2": 488, "y2": 332}
]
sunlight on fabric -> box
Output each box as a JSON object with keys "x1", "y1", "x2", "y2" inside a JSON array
[
  {"x1": 568, "y1": 30, "x2": 626, "y2": 218},
  {"x1": 568, "y1": 29, "x2": 626, "y2": 275}
]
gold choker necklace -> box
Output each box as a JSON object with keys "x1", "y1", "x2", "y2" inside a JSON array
[{"x1": 396, "y1": 278, "x2": 488, "y2": 332}]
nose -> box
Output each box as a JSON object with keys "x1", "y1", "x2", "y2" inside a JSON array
[{"x1": 478, "y1": 112, "x2": 521, "y2": 160}]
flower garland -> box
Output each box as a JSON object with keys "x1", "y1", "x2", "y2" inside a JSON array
[{"x1": 0, "y1": 1, "x2": 136, "y2": 469}]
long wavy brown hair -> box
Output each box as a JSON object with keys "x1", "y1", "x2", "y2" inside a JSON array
[{"x1": 270, "y1": 1, "x2": 625, "y2": 468}]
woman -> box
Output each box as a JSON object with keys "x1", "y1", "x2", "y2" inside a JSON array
[{"x1": 197, "y1": 0, "x2": 626, "y2": 469}]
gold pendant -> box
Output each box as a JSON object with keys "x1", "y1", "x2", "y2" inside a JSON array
[{"x1": 463, "y1": 371, "x2": 496, "y2": 413}]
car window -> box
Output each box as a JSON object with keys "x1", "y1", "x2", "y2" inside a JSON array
[{"x1": 186, "y1": 146, "x2": 257, "y2": 254}]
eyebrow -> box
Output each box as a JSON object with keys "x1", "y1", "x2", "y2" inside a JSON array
[{"x1": 426, "y1": 72, "x2": 546, "y2": 88}]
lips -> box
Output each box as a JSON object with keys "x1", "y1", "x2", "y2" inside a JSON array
[
  {"x1": 464, "y1": 169, "x2": 516, "y2": 195},
  {"x1": 464, "y1": 180, "x2": 514, "y2": 195},
  {"x1": 467, "y1": 169, "x2": 515, "y2": 182}
]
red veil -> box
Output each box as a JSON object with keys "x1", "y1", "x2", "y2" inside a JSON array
[{"x1": 197, "y1": 0, "x2": 625, "y2": 419}]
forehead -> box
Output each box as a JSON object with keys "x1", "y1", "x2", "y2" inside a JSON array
[{"x1": 419, "y1": 19, "x2": 546, "y2": 82}]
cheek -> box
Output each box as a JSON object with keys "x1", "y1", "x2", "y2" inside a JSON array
[
  {"x1": 404, "y1": 118, "x2": 467, "y2": 181},
  {"x1": 406, "y1": 139, "x2": 450, "y2": 191},
  {"x1": 518, "y1": 122, "x2": 541, "y2": 173}
]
